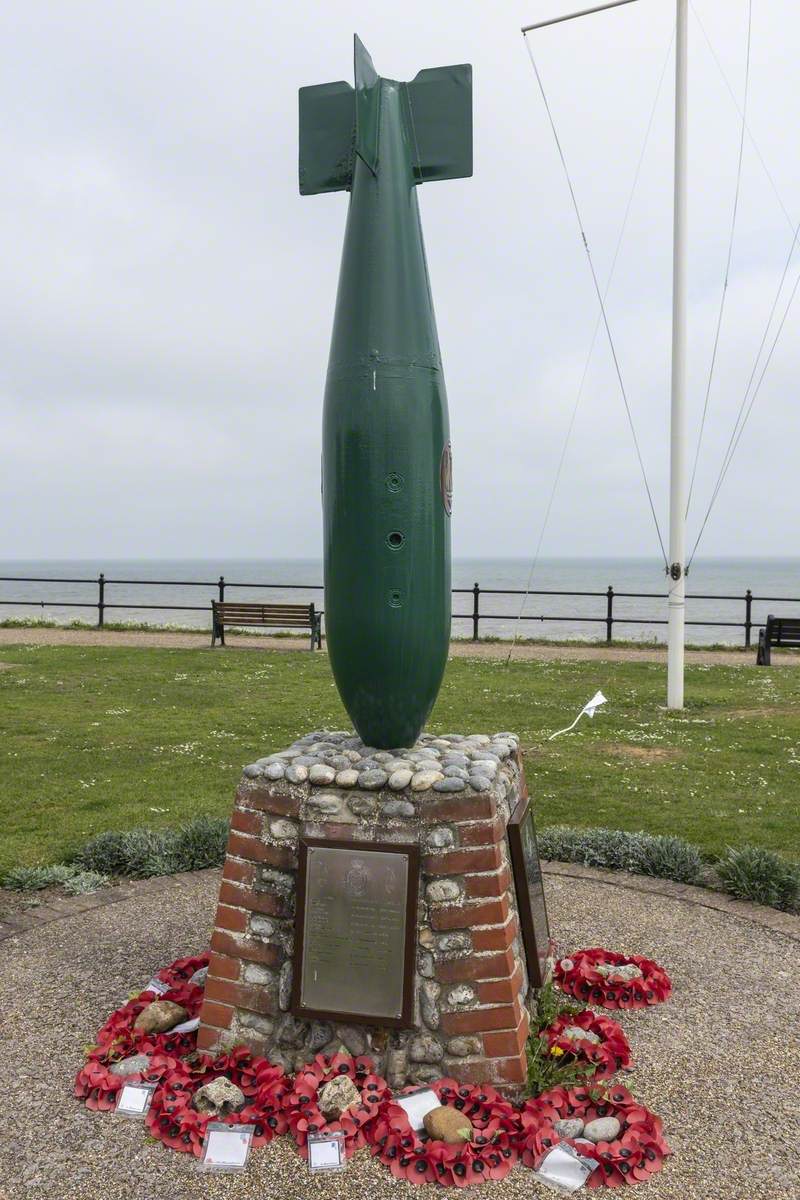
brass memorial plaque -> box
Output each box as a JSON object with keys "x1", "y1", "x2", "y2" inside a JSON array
[
  {"x1": 292, "y1": 838, "x2": 419, "y2": 1026},
  {"x1": 508, "y1": 797, "x2": 550, "y2": 989}
]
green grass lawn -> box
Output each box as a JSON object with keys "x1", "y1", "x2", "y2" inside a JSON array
[{"x1": 1, "y1": 643, "x2": 798, "y2": 871}]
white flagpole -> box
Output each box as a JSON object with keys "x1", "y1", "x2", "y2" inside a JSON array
[{"x1": 667, "y1": 0, "x2": 688, "y2": 709}]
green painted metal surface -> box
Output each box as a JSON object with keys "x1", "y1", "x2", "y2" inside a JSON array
[{"x1": 300, "y1": 36, "x2": 472, "y2": 749}]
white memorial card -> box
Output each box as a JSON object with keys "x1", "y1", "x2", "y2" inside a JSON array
[
  {"x1": 395, "y1": 1088, "x2": 441, "y2": 1132},
  {"x1": 115, "y1": 1083, "x2": 156, "y2": 1119},
  {"x1": 533, "y1": 1144, "x2": 595, "y2": 1193},
  {"x1": 144, "y1": 977, "x2": 169, "y2": 996},
  {"x1": 308, "y1": 1131, "x2": 346, "y2": 1172},
  {"x1": 199, "y1": 1123, "x2": 254, "y2": 1172}
]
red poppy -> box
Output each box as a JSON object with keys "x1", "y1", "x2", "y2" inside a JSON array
[
  {"x1": 554, "y1": 948, "x2": 672, "y2": 1010},
  {"x1": 283, "y1": 1052, "x2": 390, "y2": 1159},
  {"x1": 145, "y1": 1049, "x2": 290, "y2": 1157},
  {"x1": 153, "y1": 952, "x2": 209, "y2": 989},
  {"x1": 516, "y1": 1084, "x2": 671, "y2": 1188},
  {"x1": 370, "y1": 1079, "x2": 519, "y2": 1187},
  {"x1": 93, "y1": 980, "x2": 203, "y2": 1058},
  {"x1": 74, "y1": 1047, "x2": 180, "y2": 1112},
  {"x1": 542, "y1": 1009, "x2": 633, "y2": 1080}
]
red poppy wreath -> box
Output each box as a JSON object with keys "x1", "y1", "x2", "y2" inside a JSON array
[
  {"x1": 371, "y1": 1079, "x2": 519, "y2": 1188},
  {"x1": 74, "y1": 1048, "x2": 181, "y2": 1112},
  {"x1": 283, "y1": 1053, "x2": 390, "y2": 1159},
  {"x1": 517, "y1": 1084, "x2": 671, "y2": 1188},
  {"x1": 542, "y1": 1010, "x2": 633, "y2": 1080},
  {"x1": 92, "y1": 979, "x2": 204, "y2": 1057},
  {"x1": 145, "y1": 1050, "x2": 289, "y2": 1156},
  {"x1": 555, "y1": 948, "x2": 672, "y2": 1010},
  {"x1": 152, "y1": 952, "x2": 209, "y2": 989}
]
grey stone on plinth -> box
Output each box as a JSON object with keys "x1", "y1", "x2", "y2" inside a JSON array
[
  {"x1": 307, "y1": 1021, "x2": 333, "y2": 1052},
  {"x1": 446, "y1": 984, "x2": 476, "y2": 1007},
  {"x1": 336, "y1": 1025, "x2": 369, "y2": 1056},
  {"x1": 255, "y1": 867, "x2": 293, "y2": 897},
  {"x1": 348, "y1": 795, "x2": 379, "y2": 817},
  {"x1": 447, "y1": 1036, "x2": 482, "y2": 1057},
  {"x1": 243, "y1": 961, "x2": 275, "y2": 986},
  {"x1": 418, "y1": 951, "x2": 435, "y2": 978},
  {"x1": 437, "y1": 932, "x2": 472, "y2": 956},
  {"x1": 409, "y1": 1034, "x2": 444, "y2": 1063},
  {"x1": 382, "y1": 799, "x2": 416, "y2": 817},
  {"x1": 427, "y1": 879, "x2": 461, "y2": 903},
  {"x1": 419, "y1": 980, "x2": 441, "y2": 1030},
  {"x1": 278, "y1": 961, "x2": 292, "y2": 1011},
  {"x1": 238, "y1": 1011, "x2": 275, "y2": 1037}
]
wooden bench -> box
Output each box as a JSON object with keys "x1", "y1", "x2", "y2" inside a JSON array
[
  {"x1": 211, "y1": 601, "x2": 322, "y2": 649},
  {"x1": 756, "y1": 615, "x2": 800, "y2": 665}
]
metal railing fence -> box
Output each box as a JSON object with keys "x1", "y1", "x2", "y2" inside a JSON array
[{"x1": 1, "y1": 574, "x2": 798, "y2": 647}]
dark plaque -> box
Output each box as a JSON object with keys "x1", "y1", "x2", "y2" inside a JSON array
[
  {"x1": 291, "y1": 838, "x2": 419, "y2": 1026},
  {"x1": 508, "y1": 797, "x2": 550, "y2": 988}
]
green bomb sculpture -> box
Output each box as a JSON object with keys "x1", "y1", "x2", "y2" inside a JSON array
[{"x1": 300, "y1": 36, "x2": 472, "y2": 749}]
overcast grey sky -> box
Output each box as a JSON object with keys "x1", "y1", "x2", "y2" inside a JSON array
[{"x1": 1, "y1": 1, "x2": 797, "y2": 560}]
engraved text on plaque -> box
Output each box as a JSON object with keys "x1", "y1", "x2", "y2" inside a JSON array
[{"x1": 292, "y1": 839, "x2": 418, "y2": 1025}]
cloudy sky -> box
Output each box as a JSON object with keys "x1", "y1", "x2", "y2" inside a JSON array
[{"x1": 1, "y1": 0, "x2": 798, "y2": 561}]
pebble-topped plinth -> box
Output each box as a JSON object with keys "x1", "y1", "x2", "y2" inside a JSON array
[{"x1": 198, "y1": 730, "x2": 535, "y2": 1093}]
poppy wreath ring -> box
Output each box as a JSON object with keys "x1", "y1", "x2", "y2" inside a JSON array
[
  {"x1": 370, "y1": 1079, "x2": 519, "y2": 1187},
  {"x1": 283, "y1": 1053, "x2": 390, "y2": 1158},
  {"x1": 146, "y1": 1049, "x2": 289, "y2": 1156},
  {"x1": 75, "y1": 953, "x2": 209, "y2": 1109},
  {"x1": 517, "y1": 1084, "x2": 671, "y2": 1188},
  {"x1": 74, "y1": 1048, "x2": 181, "y2": 1112},
  {"x1": 91, "y1": 979, "x2": 204, "y2": 1057},
  {"x1": 542, "y1": 1010, "x2": 633, "y2": 1080},
  {"x1": 555, "y1": 948, "x2": 672, "y2": 1009}
]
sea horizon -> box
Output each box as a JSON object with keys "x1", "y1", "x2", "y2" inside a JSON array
[{"x1": 1, "y1": 556, "x2": 798, "y2": 645}]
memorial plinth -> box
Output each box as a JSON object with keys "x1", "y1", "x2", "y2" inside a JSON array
[{"x1": 198, "y1": 730, "x2": 549, "y2": 1093}]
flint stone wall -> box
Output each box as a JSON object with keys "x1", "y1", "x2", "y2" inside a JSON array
[{"x1": 198, "y1": 730, "x2": 534, "y2": 1091}]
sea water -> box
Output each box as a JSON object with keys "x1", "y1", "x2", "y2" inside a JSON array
[{"x1": 0, "y1": 557, "x2": 797, "y2": 646}]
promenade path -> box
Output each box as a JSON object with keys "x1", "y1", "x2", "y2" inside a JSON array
[{"x1": 2, "y1": 625, "x2": 798, "y2": 666}]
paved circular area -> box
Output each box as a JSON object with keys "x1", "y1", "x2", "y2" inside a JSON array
[{"x1": 1, "y1": 869, "x2": 798, "y2": 1199}]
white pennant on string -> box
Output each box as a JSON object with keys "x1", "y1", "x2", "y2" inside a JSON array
[{"x1": 548, "y1": 691, "x2": 607, "y2": 741}]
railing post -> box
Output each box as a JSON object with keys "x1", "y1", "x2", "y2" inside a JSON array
[
  {"x1": 744, "y1": 588, "x2": 752, "y2": 648},
  {"x1": 472, "y1": 582, "x2": 480, "y2": 641},
  {"x1": 218, "y1": 575, "x2": 225, "y2": 604},
  {"x1": 606, "y1": 585, "x2": 614, "y2": 643},
  {"x1": 98, "y1": 573, "x2": 105, "y2": 628}
]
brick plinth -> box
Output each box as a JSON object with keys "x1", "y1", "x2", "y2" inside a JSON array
[{"x1": 199, "y1": 731, "x2": 538, "y2": 1094}]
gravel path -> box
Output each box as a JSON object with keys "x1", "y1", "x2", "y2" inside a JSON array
[
  {"x1": 1, "y1": 625, "x2": 796, "y2": 666},
  {"x1": 1, "y1": 869, "x2": 797, "y2": 1200}
]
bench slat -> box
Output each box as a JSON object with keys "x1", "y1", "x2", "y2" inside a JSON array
[
  {"x1": 217, "y1": 611, "x2": 311, "y2": 618},
  {"x1": 215, "y1": 604, "x2": 311, "y2": 613}
]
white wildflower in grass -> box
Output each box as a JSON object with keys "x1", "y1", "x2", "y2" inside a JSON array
[{"x1": 152, "y1": 741, "x2": 200, "y2": 756}]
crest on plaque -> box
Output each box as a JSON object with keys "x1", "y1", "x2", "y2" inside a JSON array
[{"x1": 345, "y1": 859, "x2": 369, "y2": 897}]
